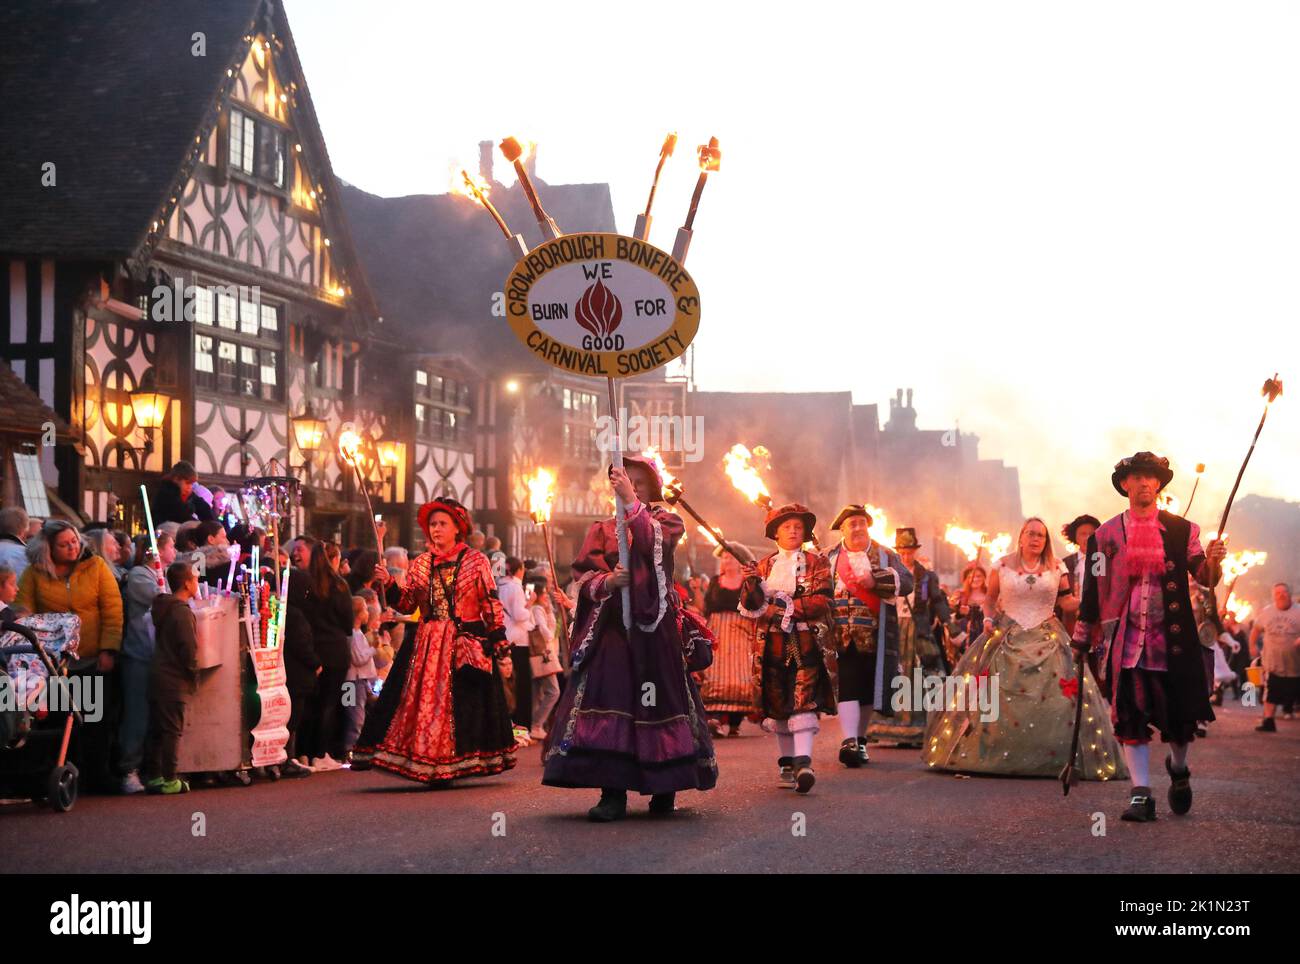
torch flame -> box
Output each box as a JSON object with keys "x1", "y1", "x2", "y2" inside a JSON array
[
  {"x1": 985, "y1": 533, "x2": 1013, "y2": 559},
  {"x1": 1221, "y1": 548, "x2": 1267, "y2": 584},
  {"x1": 337, "y1": 429, "x2": 363, "y2": 465},
  {"x1": 1156, "y1": 492, "x2": 1180, "y2": 514},
  {"x1": 944, "y1": 525, "x2": 985, "y2": 562},
  {"x1": 1225, "y1": 591, "x2": 1252, "y2": 623},
  {"x1": 864, "y1": 505, "x2": 891, "y2": 547},
  {"x1": 452, "y1": 168, "x2": 491, "y2": 205},
  {"x1": 526, "y1": 467, "x2": 556, "y2": 524},
  {"x1": 697, "y1": 525, "x2": 721, "y2": 547},
  {"x1": 944, "y1": 524, "x2": 1013, "y2": 562},
  {"x1": 642, "y1": 447, "x2": 679, "y2": 492},
  {"x1": 723, "y1": 443, "x2": 771, "y2": 507}
]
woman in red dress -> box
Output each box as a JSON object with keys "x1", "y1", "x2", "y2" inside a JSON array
[{"x1": 355, "y1": 498, "x2": 517, "y2": 784}]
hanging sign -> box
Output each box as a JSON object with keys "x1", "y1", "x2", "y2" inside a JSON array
[{"x1": 504, "y1": 232, "x2": 701, "y2": 378}]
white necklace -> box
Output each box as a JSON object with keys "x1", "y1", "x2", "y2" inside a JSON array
[{"x1": 1019, "y1": 554, "x2": 1044, "y2": 585}]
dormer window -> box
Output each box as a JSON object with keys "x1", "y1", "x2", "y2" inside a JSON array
[{"x1": 229, "y1": 107, "x2": 286, "y2": 189}]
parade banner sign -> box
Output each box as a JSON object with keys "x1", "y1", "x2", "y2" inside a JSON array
[
  {"x1": 249, "y1": 646, "x2": 290, "y2": 767},
  {"x1": 505, "y1": 232, "x2": 700, "y2": 378}
]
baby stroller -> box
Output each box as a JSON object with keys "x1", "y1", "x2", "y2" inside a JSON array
[{"x1": 0, "y1": 613, "x2": 83, "y2": 812}]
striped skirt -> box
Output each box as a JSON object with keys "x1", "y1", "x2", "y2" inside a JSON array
[{"x1": 699, "y1": 611, "x2": 758, "y2": 714}]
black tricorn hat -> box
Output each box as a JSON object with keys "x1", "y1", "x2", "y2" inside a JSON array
[
  {"x1": 1111, "y1": 451, "x2": 1173, "y2": 496},
  {"x1": 894, "y1": 527, "x2": 921, "y2": 550},
  {"x1": 830, "y1": 504, "x2": 873, "y2": 531}
]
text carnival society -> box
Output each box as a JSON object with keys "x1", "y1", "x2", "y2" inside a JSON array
[{"x1": 506, "y1": 234, "x2": 696, "y2": 377}]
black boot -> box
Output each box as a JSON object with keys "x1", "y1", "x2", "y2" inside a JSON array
[
  {"x1": 793, "y1": 755, "x2": 816, "y2": 794},
  {"x1": 648, "y1": 792, "x2": 676, "y2": 815},
  {"x1": 587, "y1": 789, "x2": 628, "y2": 823},
  {"x1": 1120, "y1": 786, "x2": 1156, "y2": 822},
  {"x1": 856, "y1": 737, "x2": 871, "y2": 765},
  {"x1": 1166, "y1": 757, "x2": 1192, "y2": 816},
  {"x1": 838, "y1": 738, "x2": 862, "y2": 768},
  {"x1": 1256, "y1": 717, "x2": 1277, "y2": 732},
  {"x1": 777, "y1": 756, "x2": 796, "y2": 788}
]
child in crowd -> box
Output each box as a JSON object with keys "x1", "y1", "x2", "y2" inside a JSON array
[
  {"x1": 358, "y1": 588, "x2": 395, "y2": 681},
  {"x1": 0, "y1": 564, "x2": 19, "y2": 620},
  {"x1": 0, "y1": 564, "x2": 23, "y2": 747},
  {"x1": 342, "y1": 595, "x2": 379, "y2": 761},
  {"x1": 143, "y1": 562, "x2": 201, "y2": 795},
  {"x1": 527, "y1": 574, "x2": 562, "y2": 741}
]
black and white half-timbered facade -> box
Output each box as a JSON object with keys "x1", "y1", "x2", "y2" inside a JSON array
[
  {"x1": 2, "y1": 0, "x2": 629, "y2": 556},
  {"x1": 0, "y1": 0, "x2": 391, "y2": 541}
]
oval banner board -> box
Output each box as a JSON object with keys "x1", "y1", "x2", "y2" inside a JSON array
[{"x1": 504, "y1": 232, "x2": 700, "y2": 378}]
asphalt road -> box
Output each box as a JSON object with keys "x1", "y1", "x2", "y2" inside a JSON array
[{"x1": 3, "y1": 700, "x2": 1295, "y2": 873}]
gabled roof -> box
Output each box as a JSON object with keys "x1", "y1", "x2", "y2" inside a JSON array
[
  {"x1": 341, "y1": 177, "x2": 617, "y2": 371},
  {"x1": 0, "y1": 364, "x2": 76, "y2": 440},
  {"x1": 0, "y1": 0, "x2": 379, "y2": 320},
  {"x1": 0, "y1": 0, "x2": 261, "y2": 258}
]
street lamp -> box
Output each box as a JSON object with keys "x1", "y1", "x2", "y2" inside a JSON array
[
  {"x1": 128, "y1": 387, "x2": 170, "y2": 457},
  {"x1": 290, "y1": 404, "x2": 325, "y2": 478}
]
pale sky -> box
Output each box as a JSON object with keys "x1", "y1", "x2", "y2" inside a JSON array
[{"x1": 287, "y1": 0, "x2": 1298, "y2": 533}]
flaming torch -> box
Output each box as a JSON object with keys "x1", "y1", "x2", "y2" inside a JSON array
[
  {"x1": 944, "y1": 525, "x2": 985, "y2": 562},
  {"x1": 500, "y1": 136, "x2": 562, "y2": 240},
  {"x1": 634, "y1": 132, "x2": 677, "y2": 242},
  {"x1": 1215, "y1": 374, "x2": 1283, "y2": 552},
  {"x1": 985, "y1": 533, "x2": 1012, "y2": 560},
  {"x1": 721, "y1": 442, "x2": 820, "y2": 548},
  {"x1": 452, "y1": 168, "x2": 529, "y2": 257},
  {"x1": 673, "y1": 136, "x2": 721, "y2": 262},
  {"x1": 944, "y1": 524, "x2": 1012, "y2": 565},
  {"x1": 645, "y1": 446, "x2": 747, "y2": 565},
  {"x1": 338, "y1": 428, "x2": 382, "y2": 551},
  {"x1": 1182, "y1": 463, "x2": 1206, "y2": 518},
  {"x1": 1225, "y1": 591, "x2": 1252, "y2": 623},
  {"x1": 722, "y1": 443, "x2": 772, "y2": 513},
  {"x1": 1221, "y1": 548, "x2": 1268, "y2": 585},
  {"x1": 865, "y1": 505, "x2": 891, "y2": 548},
  {"x1": 526, "y1": 467, "x2": 569, "y2": 661}
]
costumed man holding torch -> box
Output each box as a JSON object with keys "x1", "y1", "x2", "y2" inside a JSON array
[
  {"x1": 823, "y1": 505, "x2": 913, "y2": 768},
  {"x1": 1073, "y1": 452, "x2": 1227, "y2": 822},
  {"x1": 542, "y1": 455, "x2": 717, "y2": 822},
  {"x1": 739, "y1": 503, "x2": 835, "y2": 793}
]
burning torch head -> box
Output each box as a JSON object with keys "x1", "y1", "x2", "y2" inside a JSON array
[
  {"x1": 1263, "y1": 374, "x2": 1283, "y2": 404},
  {"x1": 698, "y1": 136, "x2": 721, "y2": 173},
  {"x1": 499, "y1": 137, "x2": 527, "y2": 165}
]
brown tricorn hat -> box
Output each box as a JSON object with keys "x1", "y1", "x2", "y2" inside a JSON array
[
  {"x1": 764, "y1": 502, "x2": 816, "y2": 541},
  {"x1": 830, "y1": 504, "x2": 873, "y2": 531}
]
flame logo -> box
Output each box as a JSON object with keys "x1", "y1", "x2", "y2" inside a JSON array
[{"x1": 574, "y1": 279, "x2": 623, "y2": 337}]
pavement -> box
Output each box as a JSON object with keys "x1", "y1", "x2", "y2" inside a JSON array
[{"x1": 2, "y1": 699, "x2": 1296, "y2": 873}]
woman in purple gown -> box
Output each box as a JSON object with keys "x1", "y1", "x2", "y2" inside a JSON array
[{"x1": 542, "y1": 454, "x2": 717, "y2": 822}]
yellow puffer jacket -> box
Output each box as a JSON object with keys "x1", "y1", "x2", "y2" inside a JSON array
[{"x1": 16, "y1": 553, "x2": 124, "y2": 658}]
